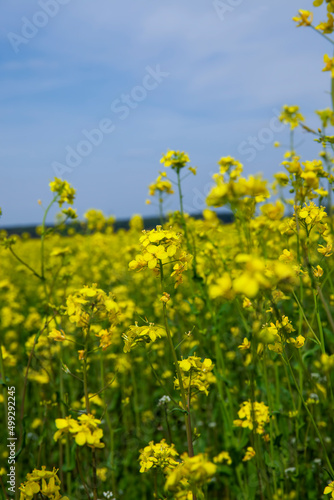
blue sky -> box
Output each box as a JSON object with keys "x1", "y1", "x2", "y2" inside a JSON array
[{"x1": 0, "y1": 0, "x2": 331, "y2": 227}]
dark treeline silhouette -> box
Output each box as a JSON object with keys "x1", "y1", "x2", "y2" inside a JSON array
[{"x1": 0, "y1": 211, "x2": 234, "y2": 238}]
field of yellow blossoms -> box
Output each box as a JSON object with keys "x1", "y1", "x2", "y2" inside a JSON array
[{"x1": 2, "y1": 3, "x2": 334, "y2": 500}]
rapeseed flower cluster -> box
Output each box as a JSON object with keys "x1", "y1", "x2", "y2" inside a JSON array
[
  {"x1": 54, "y1": 414, "x2": 105, "y2": 448},
  {"x1": 122, "y1": 322, "x2": 165, "y2": 352},
  {"x1": 19, "y1": 467, "x2": 69, "y2": 500},
  {"x1": 174, "y1": 356, "x2": 215, "y2": 396},
  {"x1": 49, "y1": 178, "x2": 76, "y2": 207},
  {"x1": 165, "y1": 453, "x2": 216, "y2": 493},
  {"x1": 233, "y1": 401, "x2": 270, "y2": 435},
  {"x1": 129, "y1": 226, "x2": 192, "y2": 287},
  {"x1": 206, "y1": 156, "x2": 269, "y2": 217},
  {"x1": 138, "y1": 439, "x2": 180, "y2": 473}
]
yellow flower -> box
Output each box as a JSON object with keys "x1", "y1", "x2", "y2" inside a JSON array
[
  {"x1": 274, "y1": 172, "x2": 289, "y2": 186},
  {"x1": 49, "y1": 177, "x2": 76, "y2": 207},
  {"x1": 175, "y1": 356, "x2": 215, "y2": 396},
  {"x1": 19, "y1": 467, "x2": 69, "y2": 500},
  {"x1": 238, "y1": 338, "x2": 251, "y2": 350},
  {"x1": 148, "y1": 174, "x2": 174, "y2": 197},
  {"x1": 48, "y1": 328, "x2": 66, "y2": 342},
  {"x1": 287, "y1": 335, "x2": 305, "y2": 348},
  {"x1": 96, "y1": 467, "x2": 108, "y2": 482},
  {"x1": 233, "y1": 401, "x2": 270, "y2": 435},
  {"x1": 279, "y1": 105, "x2": 305, "y2": 130},
  {"x1": 242, "y1": 446, "x2": 256, "y2": 461},
  {"x1": 321, "y1": 353, "x2": 334, "y2": 371},
  {"x1": 139, "y1": 439, "x2": 180, "y2": 473},
  {"x1": 213, "y1": 451, "x2": 232, "y2": 465},
  {"x1": 323, "y1": 54, "x2": 334, "y2": 77},
  {"x1": 313, "y1": 265, "x2": 324, "y2": 278},
  {"x1": 61, "y1": 207, "x2": 77, "y2": 219},
  {"x1": 160, "y1": 292, "x2": 171, "y2": 303},
  {"x1": 54, "y1": 414, "x2": 105, "y2": 449},
  {"x1": 160, "y1": 150, "x2": 190, "y2": 172},
  {"x1": 129, "y1": 225, "x2": 192, "y2": 287},
  {"x1": 316, "y1": 13, "x2": 334, "y2": 33},
  {"x1": 123, "y1": 322, "x2": 165, "y2": 353},
  {"x1": 316, "y1": 108, "x2": 334, "y2": 128},
  {"x1": 165, "y1": 453, "x2": 216, "y2": 491},
  {"x1": 242, "y1": 297, "x2": 252, "y2": 308},
  {"x1": 292, "y1": 10, "x2": 313, "y2": 27},
  {"x1": 324, "y1": 481, "x2": 334, "y2": 498},
  {"x1": 318, "y1": 243, "x2": 333, "y2": 257}
]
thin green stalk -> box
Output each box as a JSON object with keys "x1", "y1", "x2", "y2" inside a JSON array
[
  {"x1": 262, "y1": 356, "x2": 278, "y2": 495},
  {"x1": 8, "y1": 246, "x2": 43, "y2": 280},
  {"x1": 313, "y1": 290, "x2": 326, "y2": 354},
  {"x1": 213, "y1": 336, "x2": 234, "y2": 446},
  {"x1": 286, "y1": 356, "x2": 334, "y2": 478},
  {"x1": 158, "y1": 196, "x2": 164, "y2": 226},
  {"x1": 159, "y1": 261, "x2": 194, "y2": 458},
  {"x1": 100, "y1": 353, "x2": 117, "y2": 496},
  {"x1": 292, "y1": 291, "x2": 321, "y2": 346},
  {"x1": 163, "y1": 404, "x2": 173, "y2": 445},
  {"x1": 76, "y1": 448, "x2": 91, "y2": 500},
  {"x1": 310, "y1": 24, "x2": 334, "y2": 47},
  {"x1": 60, "y1": 346, "x2": 72, "y2": 495},
  {"x1": 236, "y1": 464, "x2": 248, "y2": 500},
  {"x1": 249, "y1": 348, "x2": 270, "y2": 500},
  {"x1": 176, "y1": 170, "x2": 188, "y2": 242},
  {"x1": 130, "y1": 364, "x2": 141, "y2": 437},
  {"x1": 162, "y1": 301, "x2": 194, "y2": 456},
  {"x1": 82, "y1": 330, "x2": 98, "y2": 500},
  {"x1": 40, "y1": 194, "x2": 58, "y2": 281},
  {"x1": 0, "y1": 475, "x2": 10, "y2": 500}
]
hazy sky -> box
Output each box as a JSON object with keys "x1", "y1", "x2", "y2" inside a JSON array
[{"x1": 0, "y1": 0, "x2": 331, "y2": 227}]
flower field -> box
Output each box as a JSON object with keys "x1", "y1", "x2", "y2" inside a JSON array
[{"x1": 2, "y1": 3, "x2": 334, "y2": 500}]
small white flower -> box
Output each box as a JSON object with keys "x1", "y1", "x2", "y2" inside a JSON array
[{"x1": 158, "y1": 395, "x2": 171, "y2": 406}]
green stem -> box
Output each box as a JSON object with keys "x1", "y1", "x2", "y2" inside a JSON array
[
  {"x1": 310, "y1": 24, "x2": 334, "y2": 47},
  {"x1": 83, "y1": 331, "x2": 98, "y2": 500},
  {"x1": 262, "y1": 355, "x2": 277, "y2": 495},
  {"x1": 0, "y1": 475, "x2": 9, "y2": 500},
  {"x1": 286, "y1": 356, "x2": 334, "y2": 478},
  {"x1": 158, "y1": 195, "x2": 164, "y2": 226},
  {"x1": 40, "y1": 194, "x2": 58, "y2": 295},
  {"x1": 160, "y1": 261, "x2": 194, "y2": 458},
  {"x1": 130, "y1": 364, "x2": 141, "y2": 437},
  {"x1": 292, "y1": 291, "x2": 321, "y2": 346},
  {"x1": 313, "y1": 289, "x2": 326, "y2": 354},
  {"x1": 8, "y1": 246, "x2": 43, "y2": 280},
  {"x1": 176, "y1": 170, "x2": 190, "y2": 250},
  {"x1": 60, "y1": 346, "x2": 72, "y2": 495},
  {"x1": 100, "y1": 352, "x2": 117, "y2": 496}
]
